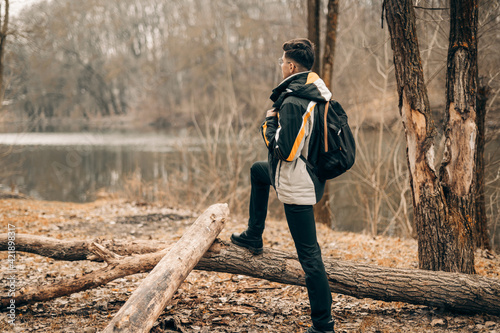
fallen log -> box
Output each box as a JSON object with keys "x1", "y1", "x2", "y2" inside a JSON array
[
  {"x1": 2, "y1": 241, "x2": 167, "y2": 308},
  {"x1": 102, "y1": 203, "x2": 228, "y2": 333},
  {"x1": 199, "y1": 243, "x2": 500, "y2": 316},
  {"x1": 1, "y1": 235, "x2": 499, "y2": 316},
  {"x1": 0, "y1": 233, "x2": 170, "y2": 261},
  {"x1": 0, "y1": 205, "x2": 224, "y2": 310}
]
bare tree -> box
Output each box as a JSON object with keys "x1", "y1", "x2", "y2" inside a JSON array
[
  {"x1": 472, "y1": 0, "x2": 500, "y2": 251},
  {"x1": 308, "y1": 0, "x2": 341, "y2": 225},
  {"x1": 307, "y1": 0, "x2": 321, "y2": 74},
  {"x1": 0, "y1": 0, "x2": 9, "y2": 106},
  {"x1": 321, "y1": 0, "x2": 339, "y2": 90},
  {"x1": 384, "y1": 0, "x2": 480, "y2": 273},
  {"x1": 475, "y1": 77, "x2": 491, "y2": 250}
]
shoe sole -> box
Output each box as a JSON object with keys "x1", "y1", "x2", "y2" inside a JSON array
[{"x1": 230, "y1": 235, "x2": 263, "y2": 255}]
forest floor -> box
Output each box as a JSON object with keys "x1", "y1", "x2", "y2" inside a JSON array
[{"x1": 0, "y1": 198, "x2": 499, "y2": 333}]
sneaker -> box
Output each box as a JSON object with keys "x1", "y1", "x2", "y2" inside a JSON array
[
  {"x1": 230, "y1": 231, "x2": 263, "y2": 255},
  {"x1": 305, "y1": 326, "x2": 334, "y2": 333}
]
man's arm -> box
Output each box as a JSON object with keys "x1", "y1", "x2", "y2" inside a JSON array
[
  {"x1": 261, "y1": 108, "x2": 278, "y2": 152},
  {"x1": 261, "y1": 101, "x2": 311, "y2": 161}
]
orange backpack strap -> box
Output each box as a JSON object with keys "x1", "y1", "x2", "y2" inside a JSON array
[{"x1": 324, "y1": 101, "x2": 330, "y2": 152}]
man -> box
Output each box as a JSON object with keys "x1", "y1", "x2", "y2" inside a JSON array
[{"x1": 231, "y1": 38, "x2": 335, "y2": 333}]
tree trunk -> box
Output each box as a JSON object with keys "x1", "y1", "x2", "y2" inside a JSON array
[
  {"x1": 438, "y1": 0, "x2": 479, "y2": 273},
  {"x1": 102, "y1": 203, "x2": 227, "y2": 333},
  {"x1": 313, "y1": 0, "x2": 339, "y2": 226},
  {"x1": 2, "y1": 235, "x2": 500, "y2": 316},
  {"x1": 0, "y1": 0, "x2": 9, "y2": 106},
  {"x1": 384, "y1": 0, "x2": 475, "y2": 273},
  {"x1": 307, "y1": 0, "x2": 321, "y2": 74},
  {"x1": 474, "y1": 79, "x2": 491, "y2": 250},
  {"x1": 321, "y1": 0, "x2": 339, "y2": 89}
]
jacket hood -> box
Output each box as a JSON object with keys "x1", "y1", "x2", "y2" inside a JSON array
[{"x1": 270, "y1": 71, "x2": 332, "y2": 108}]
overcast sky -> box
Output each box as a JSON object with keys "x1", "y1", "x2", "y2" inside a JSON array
[{"x1": 9, "y1": 0, "x2": 42, "y2": 17}]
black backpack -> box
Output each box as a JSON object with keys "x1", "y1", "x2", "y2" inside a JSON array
[{"x1": 301, "y1": 100, "x2": 356, "y2": 180}]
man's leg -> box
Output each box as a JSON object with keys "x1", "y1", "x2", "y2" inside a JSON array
[
  {"x1": 284, "y1": 204, "x2": 334, "y2": 331},
  {"x1": 247, "y1": 161, "x2": 272, "y2": 236},
  {"x1": 231, "y1": 161, "x2": 271, "y2": 254}
]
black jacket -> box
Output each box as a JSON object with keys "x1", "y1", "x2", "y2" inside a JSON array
[{"x1": 261, "y1": 71, "x2": 332, "y2": 205}]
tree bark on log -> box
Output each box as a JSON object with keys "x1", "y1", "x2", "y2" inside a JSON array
[
  {"x1": 0, "y1": 233, "x2": 170, "y2": 261},
  {"x1": 102, "y1": 203, "x2": 228, "y2": 333},
  {"x1": 1, "y1": 235, "x2": 499, "y2": 316}
]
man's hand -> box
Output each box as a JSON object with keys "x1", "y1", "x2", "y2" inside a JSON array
[{"x1": 266, "y1": 108, "x2": 277, "y2": 118}]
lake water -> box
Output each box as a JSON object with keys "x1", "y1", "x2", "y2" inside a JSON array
[
  {"x1": 1, "y1": 131, "x2": 499, "y2": 248},
  {"x1": 0, "y1": 132, "x2": 199, "y2": 202}
]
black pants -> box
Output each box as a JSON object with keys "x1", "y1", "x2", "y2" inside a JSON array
[{"x1": 247, "y1": 161, "x2": 333, "y2": 330}]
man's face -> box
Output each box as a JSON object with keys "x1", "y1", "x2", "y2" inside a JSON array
[{"x1": 280, "y1": 52, "x2": 296, "y2": 79}]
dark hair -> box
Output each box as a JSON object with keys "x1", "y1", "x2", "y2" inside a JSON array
[{"x1": 282, "y1": 38, "x2": 315, "y2": 70}]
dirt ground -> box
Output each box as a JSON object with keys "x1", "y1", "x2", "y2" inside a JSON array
[{"x1": 0, "y1": 198, "x2": 499, "y2": 333}]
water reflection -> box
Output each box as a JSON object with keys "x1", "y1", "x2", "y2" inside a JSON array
[
  {"x1": 0, "y1": 132, "x2": 191, "y2": 202},
  {"x1": 0, "y1": 132, "x2": 193, "y2": 151}
]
